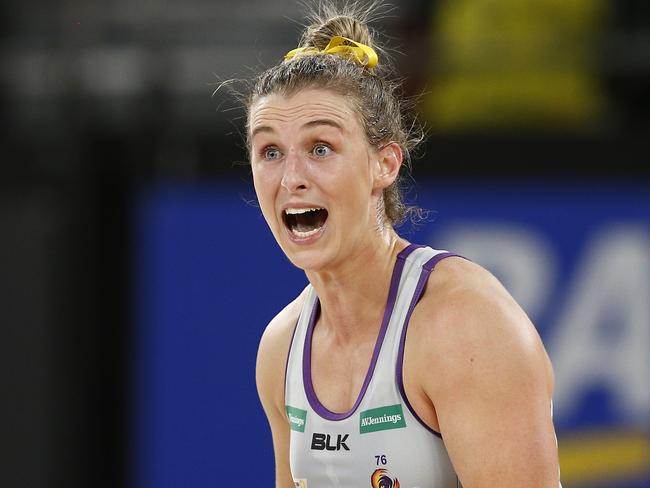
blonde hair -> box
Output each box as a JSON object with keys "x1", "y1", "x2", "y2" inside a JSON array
[{"x1": 247, "y1": 1, "x2": 424, "y2": 226}]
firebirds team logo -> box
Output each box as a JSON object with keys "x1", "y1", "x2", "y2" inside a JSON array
[{"x1": 371, "y1": 468, "x2": 400, "y2": 488}]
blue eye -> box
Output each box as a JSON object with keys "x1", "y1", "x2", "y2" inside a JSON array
[
  {"x1": 263, "y1": 148, "x2": 281, "y2": 160},
  {"x1": 313, "y1": 144, "x2": 331, "y2": 157}
]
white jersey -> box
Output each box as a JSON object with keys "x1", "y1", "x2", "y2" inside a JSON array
[{"x1": 285, "y1": 244, "x2": 462, "y2": 488}]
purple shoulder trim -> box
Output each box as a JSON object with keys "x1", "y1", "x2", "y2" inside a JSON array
[
  {"x1": 396, "y1": 252, "x2": 462, "y2": 439},
  {"x1": 302, "y1": 243, "x2": 423, "y2": 420}
]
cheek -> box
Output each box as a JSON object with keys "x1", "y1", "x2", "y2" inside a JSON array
[
  {"x1": 336, "y1": 158, "x2": 372, "y2": 203},
  {"x1": 252, "y1": 166, "x2": 279, "y2": 222}
]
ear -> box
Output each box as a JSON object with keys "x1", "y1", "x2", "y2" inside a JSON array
[{"x1": 372, "y1": 142, "x2": 403, "y2": 191}]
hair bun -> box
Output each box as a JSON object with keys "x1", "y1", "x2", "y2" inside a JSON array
[{"x1": 302, "y1": 14, "x2": 373, "y2": 51}]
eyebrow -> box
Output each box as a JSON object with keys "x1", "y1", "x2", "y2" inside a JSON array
[
  {"x1": 303, "y1": 118, "x2": 344, "y2": 131},
  {"x1": 250, "y1": 118, "x2": 344, "y2": 139},
  {"x1": 250, "y1": 125, "x2": 274, "y2": 139}
]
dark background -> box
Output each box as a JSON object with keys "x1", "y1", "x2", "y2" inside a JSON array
[{"x1": 1, "y1": 1, "x2": 648, "y2": 487}]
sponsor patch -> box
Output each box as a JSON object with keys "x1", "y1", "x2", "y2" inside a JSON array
[
  {"x1": 294, "y1": 479, "x2": 308, "y2": 488},
  {"x1": 286, "y1": 405, "x2": 307, "y2": 433},
  {"x1": 359, "y1": 404, "x2": 406, "y2": 434}
]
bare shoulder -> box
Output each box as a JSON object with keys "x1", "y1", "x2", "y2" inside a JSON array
[
  {"x1": 257, "y1": 288, "x2": 306, "y2": 360},
  {"x1": 255, "y1": 290, "x2": 308, "y2": 487},
  {"x1": 255, "y1": 287, "x2": 308, "y2": 416},
  {"x1": 410, "y1": 256, "x2": 554, "y2": 397},
  {"x1": 408, "y1": 257, "x2": 560, "y2": 485}
]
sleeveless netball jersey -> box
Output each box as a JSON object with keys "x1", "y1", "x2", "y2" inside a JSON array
[{"x1": 285, "y1": 244, "x2": 462, "y2": 488}]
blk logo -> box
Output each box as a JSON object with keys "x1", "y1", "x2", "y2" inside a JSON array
[{"x1": 311, "y1": 433, "x2": 350, "y2": 451}]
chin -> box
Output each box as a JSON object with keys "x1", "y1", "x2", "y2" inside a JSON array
[
  {"x1": 273, "y1": 218, "x2": 331, "y2": 269},
  {"x1": 282, "y1": 245, "x2": 331, "y2": 272}
]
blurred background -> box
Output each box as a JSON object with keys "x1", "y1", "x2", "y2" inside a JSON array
[{"x1": 1, "y1": 0, "x2": 648, "y2": 487}]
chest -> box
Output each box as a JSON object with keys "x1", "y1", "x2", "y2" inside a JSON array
[
  {"x1": 310, "y1": 334, "x2": 376, "y2": 413},
  {"x1": 308, "y1": 313, "x2": 441, "y2": 432}
]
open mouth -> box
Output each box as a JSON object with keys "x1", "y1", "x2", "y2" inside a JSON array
[{"x1": 283, "y1": 207, "x2": 329, "y2": 238}]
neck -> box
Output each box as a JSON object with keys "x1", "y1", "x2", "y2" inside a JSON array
[{"x1": 305, "y1": 230, "x2": 409, "y2": 342}]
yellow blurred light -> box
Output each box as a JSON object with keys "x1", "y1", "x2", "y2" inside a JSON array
[
  {"x1": 425, "y1": 0, "x2": 607, "y2": 131},
  {"x1": 559, "y1": 430, "x2": 650, "y2": 486}
]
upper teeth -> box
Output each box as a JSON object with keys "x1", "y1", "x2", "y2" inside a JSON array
[{"x1": 285, "y1": 207, "x2": 323, "y2": 215}]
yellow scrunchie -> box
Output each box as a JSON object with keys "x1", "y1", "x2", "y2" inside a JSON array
[{"x1": 284, "y1": 36, "x2": 378, "y2": 69}]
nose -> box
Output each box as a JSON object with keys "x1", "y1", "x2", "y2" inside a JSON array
[{"x1": 281, "y1": 149, "x2": 309, "y2": 193}]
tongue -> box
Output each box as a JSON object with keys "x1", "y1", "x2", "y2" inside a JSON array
[
  {"x1": 295, "y1": 213, "x2": 319, "y2": 232},
  {"x1": 295, "y1": 222, "x2": 316, "y2": 232},
  {"x1": 293, "y1": 210, "x2": 327, "y2": 232}
]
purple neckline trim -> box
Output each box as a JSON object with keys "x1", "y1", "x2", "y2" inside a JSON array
[
  {"x1": 396, "y1": 252, "x2": 460, "y2": 439},
  {"x1": 303, "y1": 243, "x2": 424, "y2": 421}
]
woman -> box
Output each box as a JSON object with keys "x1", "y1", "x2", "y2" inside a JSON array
[{"x1": 251, "y1": 4, "x2": 561, "y2": 487}]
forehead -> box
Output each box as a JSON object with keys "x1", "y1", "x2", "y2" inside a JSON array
[{"x1": 248, "y1": 89, "x2": 361, "y2": 135}]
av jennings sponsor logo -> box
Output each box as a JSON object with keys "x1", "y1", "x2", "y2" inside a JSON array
[
  {"x1": 286, "y1": 405, "x2": 307, "y2": 433},
  {"x1": 359, "y1": 404, "x2": 406, "y2": 434}
]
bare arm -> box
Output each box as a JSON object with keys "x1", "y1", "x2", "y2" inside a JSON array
[
  {"x1": 256, "y1": 294, "x2": 305, "y2": 488},
  {"x1": 415, "y1": 259, "x2": 560, "y2": 487}
]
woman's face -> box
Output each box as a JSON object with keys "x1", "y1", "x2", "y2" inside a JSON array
[{"x1": 249, "y1": 88, "x2": 394, "y2": 272}]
